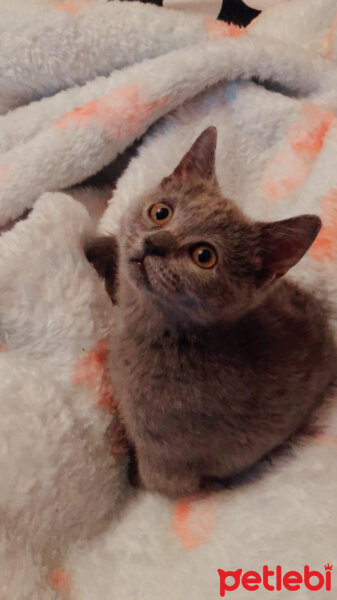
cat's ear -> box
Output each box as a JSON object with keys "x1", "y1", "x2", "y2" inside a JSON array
[
  {"x1": 166, "y1": 126, "x2": 217, "y2": 185},
  {"x1": 254, "y1": 215, "x2": 321, "y2": 286},
  {"x1": 85, "y1": 235, "x2": 118, "y2": 302}
]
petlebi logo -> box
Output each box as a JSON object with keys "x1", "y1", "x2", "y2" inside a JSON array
[{"x1": 218, "y1": 564, "x2": 333, "y2": 596}]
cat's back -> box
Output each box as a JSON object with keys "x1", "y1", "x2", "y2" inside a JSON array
[{"x1": 235, "y1": 280, "x2": 337, "y2": 422}]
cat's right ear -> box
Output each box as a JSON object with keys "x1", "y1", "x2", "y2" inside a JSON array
[{"x1": 85, "y1": 236, "x2": 118, "y2": 303}]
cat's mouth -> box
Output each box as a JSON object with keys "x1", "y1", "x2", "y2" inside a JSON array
[
  {"x1": 129, "y1": 256, "x2": 152, "y2": 290},
  {"x1": 129, "y1": 254, "x2": 167, "y2": 295}
]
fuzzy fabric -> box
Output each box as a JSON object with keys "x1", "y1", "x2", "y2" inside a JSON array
[{"x1": 0, "y1": 0, "x2": 337, "y2": 598}]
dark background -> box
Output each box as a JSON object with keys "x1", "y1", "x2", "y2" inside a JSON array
[
  {"x1": 218, "y1": 0, "x2": 259, "y2": 26},
  {"x1": 118, "y1": 0, "x2": 260, "y2": 26}
]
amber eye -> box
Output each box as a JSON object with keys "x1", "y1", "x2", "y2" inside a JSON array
[
  {"x1": 191, "y1": 245, "x2": 217, "y2": 269},
  {"x1": 149, "y1": 203, "x2": 173, "y2": 226}
]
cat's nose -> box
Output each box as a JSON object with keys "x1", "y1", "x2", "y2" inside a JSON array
[{"x1": 143, "y1": 232, "x2": 175, "y2": 258}]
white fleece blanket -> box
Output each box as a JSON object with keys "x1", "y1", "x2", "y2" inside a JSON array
[{"x1": 1, "y1": 1, "x2": 337, "y2": 598}]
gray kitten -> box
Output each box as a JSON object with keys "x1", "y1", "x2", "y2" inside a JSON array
[{"x1": 87, "y1": 127, "x2": 336, "y2": 497}]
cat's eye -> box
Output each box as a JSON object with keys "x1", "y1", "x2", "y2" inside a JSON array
[
  {"x1": 149, "y1": 203, "x2": 173, "y2": 226},
  {"x1": 191, "y1": 245, "x2": 217, "y2": 269}
]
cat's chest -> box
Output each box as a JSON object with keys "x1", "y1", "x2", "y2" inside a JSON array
[
  {"x1": 111, "y1": 323, "x2": 195, "y2": 391},
  {"x1": 108, "y1": 312, "x2": 225, "y2": 416}
]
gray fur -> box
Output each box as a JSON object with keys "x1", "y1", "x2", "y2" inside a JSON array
[{"x1": 87, "y1": 127, "x2": 336, "y2": 497}]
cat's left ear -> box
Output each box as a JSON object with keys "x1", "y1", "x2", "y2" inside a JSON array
[
  {"x1": 85, "y1": 235, "x2": 118, "y2": 302},
  {"x1": 254, "y1": 215, "x2": 321, "y2": 286},
  {"x1": 165, "y1": 126, "x2": 217, "y2": 184}
]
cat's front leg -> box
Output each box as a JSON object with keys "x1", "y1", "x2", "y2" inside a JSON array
[{"x1": 137, "y1": 451, "x2": 200, "y2": 497}]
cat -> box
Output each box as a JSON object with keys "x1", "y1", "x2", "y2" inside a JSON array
[{"x1": 87, "y1": 126, "x2": 336, "y2": 497}]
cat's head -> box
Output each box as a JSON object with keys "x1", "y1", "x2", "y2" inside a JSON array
[{"x1": 88, "y1": 127, "x2": 321, "y2": 325}]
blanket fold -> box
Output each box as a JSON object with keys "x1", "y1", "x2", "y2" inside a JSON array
[{"x1": 1, "y1": 36, "x2": 335, "y2": 225}]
